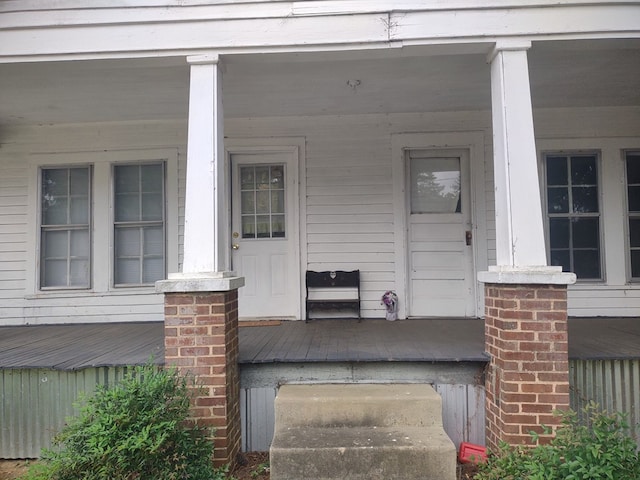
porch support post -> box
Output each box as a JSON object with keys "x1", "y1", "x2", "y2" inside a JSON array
[
  {"x1": 156, "y1": 54, "x2": 244, "y2": 468},
  {"x1": 488, "y1": 40, "x2": 545, "y2": 267},
  {"x1": 183, "y1": 54, "x2": 228, "y2": 274},
  {"x1": 479, "y1": 41, "x2": 576, "y2": 452}
]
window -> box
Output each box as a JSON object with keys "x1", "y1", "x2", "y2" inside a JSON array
[
  {"x1": 409, "y1": 154, "x2": 461, "y2": 214},
  {"x1": 239, "y1": 164, "x2": 285, "y2": 238},
  {"x1": 545, "y1": 153, "x2": 601, "y2": 280},
  {"x1": 114, "y1": 163, "x2": 166, "y2": 286},
  {"x1": 40, "y1": 166, "x2": 91, "y2": 289},
  {"x1": 626, "y1": 151, "x2": 640, "y2": 280}
]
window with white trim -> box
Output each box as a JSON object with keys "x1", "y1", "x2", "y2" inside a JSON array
[
  {"x1": 37, "y1": 159, "x2": 168, "y2": 291},
  {"x1": 40, "y1": 166, "x2": 91, "y2": 289},
  {"x1": 626, "y1": 151, "x2": 640, "y2": 280},
  {"x1": 545, "y1": 153, "x2": 602, "y2": 280}
]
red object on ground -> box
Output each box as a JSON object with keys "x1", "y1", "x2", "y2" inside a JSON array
[{"x1": 458, "y1": 442, "x2": 487, "y2": 464}]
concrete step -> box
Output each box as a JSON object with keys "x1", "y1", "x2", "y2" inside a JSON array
[
  {"x1": 274, "y1": 383, "x2": 445, "y2": 429},
  {"x1": 270, "y1": 384, "x2": 456, "y2": 480},
  {"x1": 270, "y1": 425, "x2": 456, "y2": 480}
]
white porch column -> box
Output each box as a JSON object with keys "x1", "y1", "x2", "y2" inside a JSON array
[
  {"x1": 182, "y1": 54, "x2": 228, "y2": 274},
  {"x1": 488, "y1": 40, "x2": 546, "y2": 268}
]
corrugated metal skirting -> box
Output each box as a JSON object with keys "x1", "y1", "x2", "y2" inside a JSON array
[
  {"x1": 570, "y1": 359, "x2": 640, "y2": 442},
  {"x1": 0, "y1": 367, "x2": 131, "y2": 458},
  {"x1": 240, "y1": 384, "x2": 486, "y2": 452}
]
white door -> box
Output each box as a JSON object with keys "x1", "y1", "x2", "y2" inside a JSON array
[
  {"x1": 407, "y1": 149, "x2": 475, "y2": 317},
  {"x1": 231, "y1": 151, "x2": 300, "y2": 319}
]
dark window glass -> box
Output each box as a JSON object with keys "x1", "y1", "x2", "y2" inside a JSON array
[
  {"x1": 549, "y1": 218, "x2": 570, "y2": 248},
  {"x1": 546, "y1": 157, "x2": 568, "y2": 186},
  {"x1": 630, "y1": 218, "x2": 640, "y2": 248},
  {"x1": 629, "y1": 186, "x2": 640, "y2": 213},
  {"x1": 626, "y1": 154, "x2": 640, "y2": 184},
  {"x1": 548, "y1": 187, "x2": 569, "y2": 214},
  {"x1": 546, "y1": 153, "x2": 601, "y2": 280},
  {"x1": 571, "y1": 156, "x2": 597, "y2": 185}
]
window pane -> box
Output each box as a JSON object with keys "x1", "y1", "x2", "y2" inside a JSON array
[
  {"x1": 573, "y1": 250, "x2": 601, "y2": 279},
  {"x1": 141, "y1": 193, "x2": 163, "y2": 221},
  {"x1": 116, "y1": 227, "x2": 141, "y2": 256},
  {"x1": 43, "y1": 169, "x2": 68, "y2": 196},
  {"x1": 256, "y1": 191, "x2": 270, "y2": 214},
  {"x1": 572, "y1": 187, "x2": 598, "y2": 213},
  {"x1": 410, "y1": 157, "x2": 461, "y2": 214},
  {"x1": 143, "y1": 258, "x2": 164, "y2": 283},
  {"x1": 547, "y1": 187, "x2": 569, "y2": 214},
  {"x1": 550, "y1": 218, "x2": 570, "y2": 249},
  {"x1": 241, "y1": 192, "x2": 255, "y2": 214},
  {"x1": 43, "y1": 197, "x2": 68, "y2": 225},
  {"x1": 115, "y1": 193, "x2": 140, "y2": 222},
  {"x1": 272, "y1": 215, "x2": 285, "y2": 237},
  {"x1": 69, "y1": 168, "x2": 89, "y2": 195},
  {"x1": 141, "y1": 164, "x2": 162, "y2": 192},
  {"x1": 631, "y1": 251, "x2": 640, "y2": 278},
  {"x1": 242, "y1": 216, "x2": 256, "y2": 238},
  {"x1": 70, "y1": 259, "x2": 89, "y2": 286},
  {"x1": 571, "y1": 156, "x2": 597, "y2": 185},
  {"x1": 628, "y1": 186, "x2": 640, "y2": 212},
  {"x1": 241, "y1": 167, "x2": 255, "y2": 190},
  {"x1": 255, "y1": 166, "x2": 270, "y2": 189},
  {"x1": 271, "y1": 190, "x2": 285, "y2": 214},
  {"x1": 546, "y1": 157, "x2": 568, "y2": 186},
  {"x1": 572, "y1": 218, "x2": 599, "y2": 249},
  {"x1": 271, "y1": 166, "x2": 284, "y2": 189},
  {"x1": 115, "y1": 165, "x2": 139, "y2": 193},
  {"x1": 116, "y1": 259, "x2": 140, "y2": 284},
  {"x1": 43, "y1": 259, "x2": 67, "y2": 287},
  {"x1": 144, "y1": 227, "x2": 164, "y2": 256},
  {"x1": 256, "y1": 215, "x2": 270, "y2": 238},
  {"x1": 630, "y1": 219, "x2": 640, "y2": 248},
  {"x1": 70, "y1": 196, "x2": 88, "y2": 224},
  {"x1": 627, "y1": 154, "x2": 640, "y2": 184},
  {"x1": 70, "y1": 229, "x2": 89, "y2": 258},
  {"x1": 44, "y1": 230, "x2": 68, "y2": 258},
  {"x1": 550, "y1": 250, "x2": 570, "y2": 273}
]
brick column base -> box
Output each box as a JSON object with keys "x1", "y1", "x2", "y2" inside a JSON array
[
  {"x1": 163, "y1": 290, "x2": 241, "y2": 467},
  {"x1": 484, "y1": 283, "x2": 570, "y2": 452}
]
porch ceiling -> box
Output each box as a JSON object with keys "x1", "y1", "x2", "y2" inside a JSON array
[{"x1": 0, "y1": 39, "x2": 638, "y2": 127}]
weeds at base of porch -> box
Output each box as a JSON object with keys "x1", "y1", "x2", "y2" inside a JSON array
[{"x1": 1, "y1": 456, "x2": 479, "y2": 480}]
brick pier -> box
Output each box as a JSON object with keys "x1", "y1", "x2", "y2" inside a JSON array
[
  {"x1": 156, "y1": 274, "x2": 244, "y2": 468},
  {"x1": 483, "y1": 283, "x2": 570, "y2": 451}
]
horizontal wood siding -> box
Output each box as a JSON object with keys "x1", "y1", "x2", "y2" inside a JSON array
[
  {"x1": 0, "y1": 122, "x2": 186, "y2": 325},
  {"x1": 1, "y1": 107, "x2": 640, "y2": 323}
]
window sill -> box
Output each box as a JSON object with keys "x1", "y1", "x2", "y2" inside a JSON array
[{"x1": 26, "y1": 287, "x2": 158, "y2": 300}]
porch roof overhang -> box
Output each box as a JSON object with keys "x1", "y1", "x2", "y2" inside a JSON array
[
  {"x1": 0, "y1": 2, "x2": 639, "y2": 128},
  {"x1": 0, "y1": 39, "x2": 638, "y2": 129}
]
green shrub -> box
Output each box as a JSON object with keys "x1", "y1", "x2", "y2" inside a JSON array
[
  {"x1": 476, "y1": 402, "x2": 640, "y2": 480},
  {"x1": 22, "y1": 365, "x2": 228, "y2": 480}
]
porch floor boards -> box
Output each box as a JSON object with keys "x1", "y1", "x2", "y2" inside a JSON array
[{"x1": 0, "y1": 318, "x2": 638, "y2": 370}]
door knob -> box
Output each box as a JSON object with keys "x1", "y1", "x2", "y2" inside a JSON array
[
  {"x1": 232, "y1": 243, "x2": 240, "y2": 250},
  {"x1": 465, "y1": 230, "x2": 472, "y2": 246}
]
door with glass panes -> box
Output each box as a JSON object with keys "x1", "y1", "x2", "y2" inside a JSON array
[{"x1": 231, "y1": 151, "x2": 300, "y2": 319}]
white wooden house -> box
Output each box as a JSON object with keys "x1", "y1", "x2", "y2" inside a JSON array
[
  {"x1": 0, "y1": 2, "x2": 639, "y2": 324},
  {"x1": 1, "y1": 0, "x2": 640, "y2": 464}
]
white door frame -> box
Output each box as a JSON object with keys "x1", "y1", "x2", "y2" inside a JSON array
[
  {"x1": 391, "y1": 132, "x2": 487, "y2": 318},
  {"x1": 225, "y1": 137, "x2": 306, "y2": 319}
]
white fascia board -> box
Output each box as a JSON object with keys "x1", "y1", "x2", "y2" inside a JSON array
[
  {"x1": 391, "y1": 5, "x2": 640, "y2": 42},
  {"x1": 0, "y1": 3, "x2": 638, "y2": 61}
]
